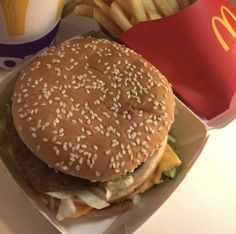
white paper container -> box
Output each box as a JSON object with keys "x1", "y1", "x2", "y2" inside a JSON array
[
  {"x1": 0, "y1": 15, "x2": 225, "y2": 234},
  {"x1": 0, "y1": 54, "x2": 208, "y2": 234}
]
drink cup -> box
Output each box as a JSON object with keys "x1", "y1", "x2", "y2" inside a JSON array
[{"x1": 0, "y1": 0, "x2": 64, "y2": 70}]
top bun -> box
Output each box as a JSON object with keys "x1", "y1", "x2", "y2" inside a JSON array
[{"x1": 12, "y1": 37, "x2": 175, "y2": 182}]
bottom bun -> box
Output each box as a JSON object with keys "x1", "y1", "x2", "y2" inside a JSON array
[{"x1": 86, "y1": 200, "x2": 134, "y2": 217}]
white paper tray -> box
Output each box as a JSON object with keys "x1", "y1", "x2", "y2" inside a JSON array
[
  {"x1": 0, "y1": 15, "x2": 209, "y2": 234},
  {"x1": 0, "y1": 59, "x2": 207, "y2": 234}
]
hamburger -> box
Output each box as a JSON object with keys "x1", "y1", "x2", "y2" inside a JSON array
[{"x1": 6, "y1": 37, "x2": 181, "y2": 220}]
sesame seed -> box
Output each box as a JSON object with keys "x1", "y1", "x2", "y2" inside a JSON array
[
  {"x1": 93, "y1": 154, "x2": 98, "y2": 160},
  {"x1": 86, "y1": 130, "x2": 92, "y2": 136},
  {"x1": 93, "y1": 145, "x2": 98, "y2": 151},
  {"x1": 136, "y1": 138, "x2": 140, "y2": 145},
  {"x1": 63, "y1": 144, "x2": 68, "y2": 151},
  {"x1": 87, "y1": 159, "x2": 90, "y2": 166},
  {"x1": 146, "y1": 136, "x2": 151, "y2": 141},
  {"x1": 79, "y1": 157, "x2": 83, "y2": 164},
  {"x1": 62, "y1": 166, "x2": 68, "y2": 171},
  {"x1": 52, "y1": 136, "x2": 57, "y2": 142},
  {"x1": 141, "y1": 148, "x2": 147, "y2": 155},
  {"x1": 141, "y1": 141, "x2": 147, "y2": 146},
  {"x1": 27, "y1": 117, "x2": 32, "y2": 122},
  {"x1": 81, "y1": 144, "x2": 87, "y2": 149}
]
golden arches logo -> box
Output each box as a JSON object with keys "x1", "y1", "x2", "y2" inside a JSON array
[
  {"x1": 0, "y1": 0, "x2": 64, "y2": 36},
  {"x1": 56, "y1": 0, "x2": 64, "y2": 21},
  {"x1": 212, "y1": 5, "x2": 236, "y2": 52},
  {"x1": 0, "y1": 0, "x2": 30, "y2": 36}
]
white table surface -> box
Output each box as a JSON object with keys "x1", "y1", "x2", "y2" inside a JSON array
[{"x1": 1, "y1": 14, "x2": 236, "y2": 234}]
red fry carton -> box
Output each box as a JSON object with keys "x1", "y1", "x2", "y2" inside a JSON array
[{"x1": 118, "y1": 0, "x2": 236, "y2": 121}]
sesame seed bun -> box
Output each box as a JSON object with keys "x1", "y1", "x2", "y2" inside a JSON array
[
  {"x1": 7, "y1": 109, "x2": 166, "y2": 205},
  {"x1": 6, "y1": 113, "x2": 164, "y2": 218},
  {"x1": 11, "y1": 37, "x2": 175, "y2": 182},
  {"x1": 94, "y1": 138, "x2": 167, "y2": 203}
]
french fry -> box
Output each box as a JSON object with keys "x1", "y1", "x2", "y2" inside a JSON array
[
  {"x1": 93, "y1": 7, "x2": 122, "y2": 36},
  {"x1": 130, "y1": 0, "x2": 148, "y2": 22},
  {"x1": 116, "y1": 0, "x2": 134, "y2": 16},
  {"x1": 167, "y1": 0, "x2": 180, "y2": 13},
  {"x1": 74, "y1": 4, "x2": 94, "y2": 18},
  {"x1": 102, "y1": 0, "x2": 113, "y2": 5},
  {"x1": 176, "y1": 0, "x2": 190, "y2": 9},
  {"x1": 142, "y1": 0, "x2": 162, "y2": 20},
  {"x1": 110, "y1": 2, "x2": 132, "y2": 32},
  {"x1": 63, "y1": 0, "x2": 95, "y2": 17},
  {"x1": 72, "y1": 0, "x2": 194, "y2": 36},
  {"x1": 153, "y1": 0, "x2": 175, "y2": 16},
  {"x1": 130, "y1": 16, "x2": 138, "y2": 26},
  {"x1": 93, "y1": 0, "x2": 111, "y2": 18}
]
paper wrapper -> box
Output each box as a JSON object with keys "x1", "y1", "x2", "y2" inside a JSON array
[{"x1": 118, "y1": 0, "x2": 236, "y2": 120}]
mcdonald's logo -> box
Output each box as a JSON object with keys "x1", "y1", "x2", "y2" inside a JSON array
[
  {"x1": 57, "y1": 0, "x2": 64, "y2": 21},
  {"x1": 212, "y1": 5, "x2": 236, "y2": 52},
  {"x1": 0, "y1": 0, "x2": 64, "y2": 36},
  {"x1": 0, "y1": 0, "x2": 30, "y2": 36}
]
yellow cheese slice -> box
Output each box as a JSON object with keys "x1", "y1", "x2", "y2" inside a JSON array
[
  {"x1": 73, "y1": 202, "x2": 93, "y2": 217},
  {"x1": 153, "y1": 144, "x2": 182, "y2": 183},
  {"x1": 72, "y1": 143, "x2": 181, "y2": 216},
  {"x1": 130, "y1": 144, "x2": 182, "y2": 197}
]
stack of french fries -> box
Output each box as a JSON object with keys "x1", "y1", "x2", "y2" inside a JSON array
[{"x1": 71, "y1": 0, "x2": 197, "y2": 36}]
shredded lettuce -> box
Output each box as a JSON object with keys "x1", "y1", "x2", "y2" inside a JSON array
[
  {"x1": 47, "y1": 189, "x2": 110, "y2": 210},
  {"x1": 46, "y1": 191, "x2": 71, "y2": 200},
  {"x1": 106, "y1": 175, "x2": 134, "y2": 191},
  {"x1": 163, "y1": 134, "x2": 181, "y2": 179},
  {"x1": 89, "y1": 186, "x2": 112, "y2": 201},
  {"x1": 74, "y1": 190, "x2": 109, "y2": 209},
  {"x1": 163, "y1": 167, "x2": 181, "y2": 179},
  {"x1": 168, "y1": 134, "x2": 178, "y2": 154},
  {"x1": 132, "y1": 195, "x2": 141, "y2": 205},
  {"x1": 56, "y1": 198, "x2": 76, "y2": 221}
]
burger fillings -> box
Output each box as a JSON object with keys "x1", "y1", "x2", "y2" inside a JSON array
[{"x1": 8, "y1": 37, "x2": 181, "y2": 219}]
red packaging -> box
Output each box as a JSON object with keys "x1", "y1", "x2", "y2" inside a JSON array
[{"x1": 118, "y1": 0, "x2": 236, "y2": 120}]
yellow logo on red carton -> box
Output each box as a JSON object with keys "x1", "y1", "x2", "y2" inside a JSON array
[{"x1": 212, "y1": 5, "x2": 236, "y2": 52}]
